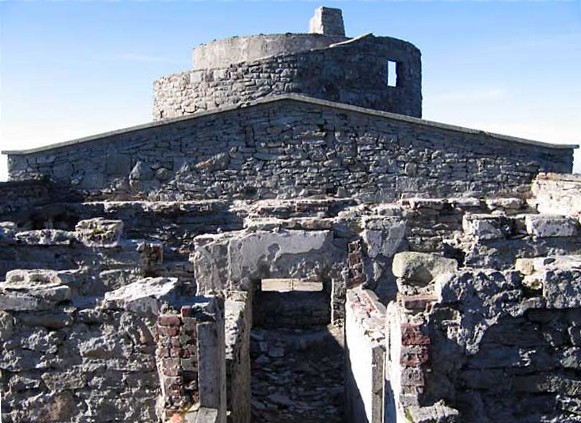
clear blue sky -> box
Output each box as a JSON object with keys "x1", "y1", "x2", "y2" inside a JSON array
[{"x1": 1, "y1": 0, "x2": 580, "y2": 180}]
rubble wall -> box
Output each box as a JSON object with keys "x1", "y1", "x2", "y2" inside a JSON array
[
  {"x1": 381, "y1": 194, "x2": 581, "y2": 422},
  {"x1": 253, "y1": 290, "x2": 330, "y2": 329},
  {"x1": 0, "y1": 273, "x2": 170, "y2": 423},
  {"x1": 0, "y1": 180, "x2": 55, "y2": 221},
  {"x1": 7, "y1": 98, "x2": 573, "y2": 202},
  {"x1": 155, "y1": 35, "x2": 422, "y2": 120}
]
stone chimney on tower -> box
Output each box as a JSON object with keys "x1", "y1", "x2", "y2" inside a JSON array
[{"x1": 309, "y1": 7, "x2": 345, "y2": 37}]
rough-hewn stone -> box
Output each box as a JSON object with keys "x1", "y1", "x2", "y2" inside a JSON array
[{"x1": 393, "y1": 252, "x2": 457, "y2": 285}]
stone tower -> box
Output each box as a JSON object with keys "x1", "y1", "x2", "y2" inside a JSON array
[{"x1": 153, "y1": 7, "x2": 423, "y2": 120}]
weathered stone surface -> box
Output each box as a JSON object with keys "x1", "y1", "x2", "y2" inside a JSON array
[
  {"x1": 1, "y1": 269, "x2": 72, "y2": 310},
  {"x1": 18, "y1": 309, "x2": 74, "y2": 329},
  {"x1": 0, "y1": 291, "x2": 43, "y2": 311},
  {"x1": 532, "y1": 173, "x2": 581, "y2": 216},
  {"x1": 361, "y1": 216, "x2": 406, "y2": 258},
  {"x1": 193, "y1": 228, "x2": 344, "y2": 294},
  {"x1": 462, "y1": 214, "x2": 512, "y2": 240},
  {"x1": 393, "y1": 252, "x2": 457, "y2": 285},
  {"x1": 309, "y1": 6, "x2": 345, "y2": 36},
  {"x1": 434, "y1": 269, "x2": 524, "y2": 354},
  {"x1": 0, "y1": 310, "x2": 14, "y2": 340},
  {"x1": 75, "y1": 217, "x2": 124, "y2": 247},
  {"x1": 406, "y1": 401, "x2": 460, "y2": 423},
  {"x1": 102, "y1": 277, "x2": 180, "y2": 315},
  {"x1": 14, "y1": 229, "x2": 76, "y2": 245},
  {"x1": 525, "y1": 214, "x2": 579, "y2": 237}
]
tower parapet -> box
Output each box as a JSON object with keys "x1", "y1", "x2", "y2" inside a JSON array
[{"x1": 153, "y1": 7, "x2": 422, "y2": 120}]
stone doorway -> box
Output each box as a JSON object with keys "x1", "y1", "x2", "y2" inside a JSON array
[{"x1": 250, "y1": 278, "x2": 346, "y2": 423}]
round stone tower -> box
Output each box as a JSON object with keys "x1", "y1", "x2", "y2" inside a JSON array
[{"x1": 153, "y1": 7, "x2": 422, "y2": 120}]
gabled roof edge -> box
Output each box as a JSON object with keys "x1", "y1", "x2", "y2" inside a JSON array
[{"x1": 3, "y1": 94, "x2": 578, "y2": 156}]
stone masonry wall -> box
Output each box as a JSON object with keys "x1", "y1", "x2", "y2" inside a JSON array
[
  {"x1": 380, "y1": 189, "x2": 581, "y2": 421},
  {"x1": 7, "y1": 97, "x2": 573, "y2": 203},
  {"x1": 0, "y1": 271, "x2": 175, "y2": 423},
  {"x1": 154, "y1": 35, "x2": 422, "y2": 120}
]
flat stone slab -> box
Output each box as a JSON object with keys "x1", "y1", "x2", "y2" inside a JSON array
[
  {"x1": 525, "y1": 215, "x2": 579, "y2": 238},
  {"x1": 102, "y1": 277, "x2": 179, "y2": 316}
]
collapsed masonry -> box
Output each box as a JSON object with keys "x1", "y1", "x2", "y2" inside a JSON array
[{"x1": 1, "y1": 7, "x2": 580, "y2": 423}]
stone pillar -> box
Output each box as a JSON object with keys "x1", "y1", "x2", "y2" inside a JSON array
[{"x1": 309, "y1": 7, "x2": 345, "y2": 37}]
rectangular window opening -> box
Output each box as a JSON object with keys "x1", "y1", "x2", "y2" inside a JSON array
[
  {"x1": 261, "y1": 278, "x2": 323, "y2": 293},
  {"x1": 387, "y1": 60, "x2": 398, "y2": 87}
]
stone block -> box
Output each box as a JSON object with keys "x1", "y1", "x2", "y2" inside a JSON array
[
  {"x1": 462, "y1": 214, "x2": 512, "y2": 240},
  {"x1": 102, "y1": 277, "x2": 179, "y2": 316},
  {"x1": 392, "y1": 252, "x2": 457, "y2": 285},
  {"x1": 525, "y1": 215, "x2": 579, "y2": 238},
  {"x1": 41, "y1": 369, "x2": 87, "y2": 390},
  {"x1": 1, "y1": 269, "x2": 72, "y2": 309},
  {"x1": 14, "y1": 229, "x2": 76, "y2": 246},
  {"x1": 361, "y1": 217, "x2": 405, "y2": 258},
  {"x1": 0, "y1": 310, "x2": 14, "y2": 340},
  {"x1": 401, "y1": 294, "x2": 437, "y2": 311},
  {"x1": 400, "y1": 345, "x2": 429, "y2": 366},
  {"x1": 406, "y1": 402, "x2": 460, "y2": 423},
  {"x1": 75, "y1": 217, "x2": 124, "y2": 247},
  {"x1": 515, "y1": 258, "x2": 535, "y2": 275},
  {"x1": 400, "y1": 366, "x2": 425, "y2": 387}
]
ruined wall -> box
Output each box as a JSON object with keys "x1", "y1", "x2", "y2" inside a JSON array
[
  {"x1": 225, "y1": 292, "x2": 252, "y2": 423},
  {"x1": 344, "y1": 289, "x2": 386, "y2": 423},
  {"x1": 381, "y1": 190, "x2": 581, "y2": 421},
  {"x1": 0, "y1": 270, "x2": 173, "y2": 423},
  {"x1": 154, "y1": 35, "x2": 422, "y2": 120},
  {"x1": 7, "y1": 97, "x2": 573, "y2": 202},
  {"x1": 192, "y1": 228, "x2": 348, "y2": 324},
  {"x1": 0, "y1": 215, "x2": 229, "y2": 423},
  {"x1": 253, "y1": 289, "x2": 330, "y2": 329},
  {"x1": 0, "y1": 179, "x2": 78, "y2": 225}
]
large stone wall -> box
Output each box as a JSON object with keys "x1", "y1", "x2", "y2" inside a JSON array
[
  {"x1": 154, "y1": 35, "x2": 422, "y2": 120},
  {"x1": 0, "y1": 269, "x2": 172, "y2": 423},
  {"x1": 6, "y1": 97, "x2": 574, "y2": 203}
]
